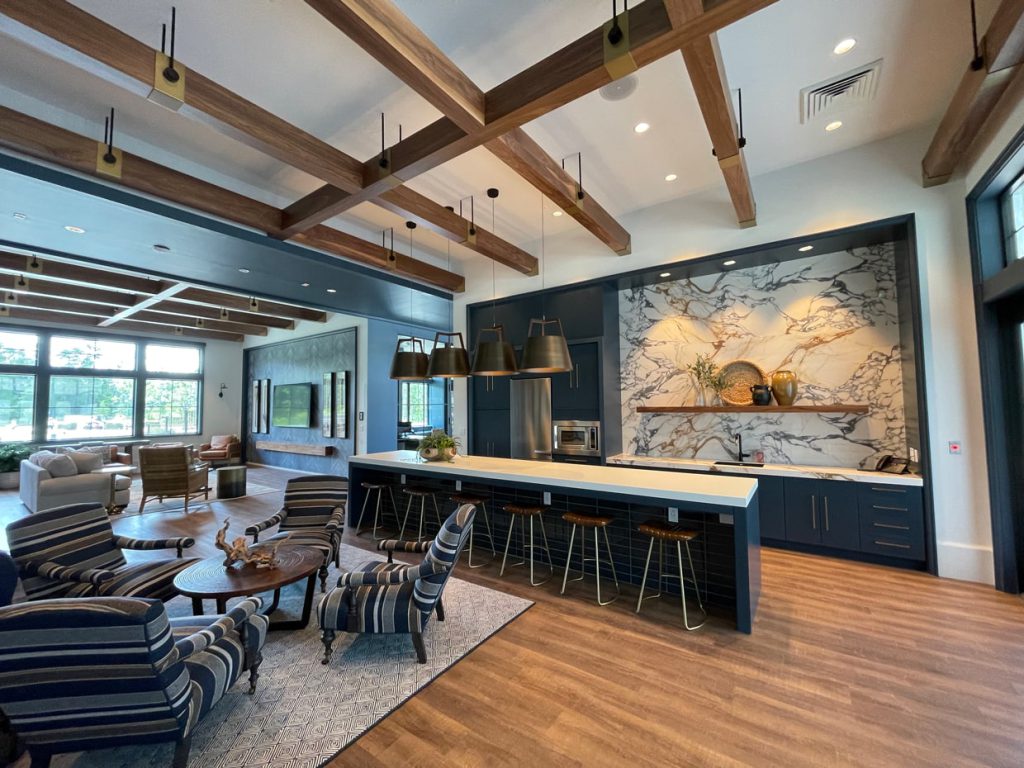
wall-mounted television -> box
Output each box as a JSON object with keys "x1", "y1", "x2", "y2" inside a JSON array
[{"x1": 272, "y1": 383, "x2": 313, "y2": 428}]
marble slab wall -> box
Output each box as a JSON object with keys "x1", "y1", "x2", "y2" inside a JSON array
[{"x1": 619, "y1": 244, "x2": 907, "y2": 468}]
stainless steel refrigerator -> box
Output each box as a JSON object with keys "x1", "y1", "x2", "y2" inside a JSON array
[{"x1": 510, "y1": 378, "x2": 552, "y2": 461}]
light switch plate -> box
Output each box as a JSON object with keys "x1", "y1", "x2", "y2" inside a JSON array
[
  {"x1": 456, "y1": 480, "x2": 462, "y2": 492},
  {"x1": 543, "y1": 491, "x2": 551, "y2": 505},
  {"x1": 668, "y1": 507, "x2": 678, "y2": 523},
  {"x1": 358, "y1": 411, "x2": 364, "y2": 421},
  {"x1": 719, "y1": 513, "x2": 734, "y2": 525},
  {"x1": 909, "y1": 447, "x2": 919, "y2": 462},
  {"x1": 400, "y1": 474, "x2": 406, "y2": 484},
  {"x1": 948, "y1": 441, "x2": 962, "y2": 455}
]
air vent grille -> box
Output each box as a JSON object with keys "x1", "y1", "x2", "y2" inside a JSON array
[{"x1": 800, "y1": 59, "x2": 883, "y2": 123}]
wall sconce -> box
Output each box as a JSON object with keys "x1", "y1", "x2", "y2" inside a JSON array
[{"x1": 218, "y1": 384, "x2": 228, "y2": 399}]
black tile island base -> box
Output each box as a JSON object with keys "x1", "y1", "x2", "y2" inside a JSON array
[{"x1": 347, "y1": 452, "x2": 761, "y2": 633}]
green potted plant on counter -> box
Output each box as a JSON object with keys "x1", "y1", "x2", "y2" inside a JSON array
[
  {"x1": 417, "y1": 429, "x2": 460, "y2": 462},
  {"x1": 686, "y1": 353, "x2": 720, "y2": 406},
  {"x1": 0, "y1": 442, "x2": 31, "y2": 489}
]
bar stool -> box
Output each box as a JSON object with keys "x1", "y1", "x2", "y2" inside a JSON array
[
  {"x1": 636, "y1": 519, "x2": 707, "y2": 630},
  {"x1": 449, "y1": 492, "x2": 496, "y2": 567},
  {"x1": 560, "y1": 511, "x2": 619, "y2": 605},
  {"x1": 355, "y1": 482, "x2": 397, "y2": 540},
  {"x1": 401, "y1": 486, "x2": 442, "y2": 541},
  {"x1": 499, "y1": 504, "x2": 553, "y2": 586}
]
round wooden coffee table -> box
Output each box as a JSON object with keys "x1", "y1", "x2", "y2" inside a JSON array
[{"x1": 173, "y1": 544, "x2": 323, "y2": 631}]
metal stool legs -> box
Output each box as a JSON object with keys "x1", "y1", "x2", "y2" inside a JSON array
[
  {"x1": 636, "y1": 537, "x2": 706, "y2": 630},
  {"x1": 466, "y1": 501, "x2": 497, "y2": 568},
  {"x1": 356, "y1": 485, "x2": 396, "y2": 541},
  {"x1": 560, "y1": 523, "x2": 620, "y2": 605},
  {"x1": 400, "y1": 492, "x2": 441, "y2": 541},
  {"x1": 499, "y1": 514, "x2": 553, "y2": 586}
]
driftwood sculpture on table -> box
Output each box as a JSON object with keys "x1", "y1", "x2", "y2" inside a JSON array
[{"x1": 215, "y1": 517, "x2": 290, "y2": 569}]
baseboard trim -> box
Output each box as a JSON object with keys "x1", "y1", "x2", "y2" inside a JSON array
[{"x1": 936, "y1": 541, "x2": 995, "y2": 585}]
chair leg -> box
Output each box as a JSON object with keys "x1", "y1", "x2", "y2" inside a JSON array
[
  {"x1": 172, "y1": 735, "x2": 192, "y2": 768},
  {"x1": 138, "y1": 495, "x2": 147, "y2": 515},
  {"x1": 355, "y1": 489, "x2": 372, "y2": 533},
  {"x1": 417, "y1": 497, "x2": 426, "y2": 541},
  {"x1": 499, "y1": 515, "x2": 517, "y2": 576},
  {"x1": 560, "y1": 523, "x2": 578, "y2": 595},
  {"x1": 636, "y1": 537, "x2": 656, "y2": 613},
  {"x1": 29, "y1": 749, "x2": 51, "y2": 768},
  {"x1": 399, "y1": 495, "x2": 413, "y2": 539},
  {"x1": 319, "y1": 563, "x2": 328, "y2": 593},
  {"x1": 435, "y1": 596, "x2": 445, "y2": 622},
  {"x1": 321, "y1": 629, "x2": 336, "y2": 665},
  {"x1": 248, "y1": 648, "x2": 262, "y2": 694},
  {"x1": 677, "y1": 541, "x2": 707, "y2": 631},
  {"x1": 411, "y1": 632, "x2": 427, "y2": 664}
]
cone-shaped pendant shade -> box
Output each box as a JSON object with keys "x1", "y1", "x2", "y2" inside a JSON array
[
  {"x1": 520, "y1": 318, "x2": 573, "y2": 373},
  {"x1": 389, "y1": 337, "x2": 431, "y2": 380},
  {"x1": 427, "y1": 331, "x2": 471, "y2": 378},
  {"x1": 470, "y1": 325, "x2": 518, "y2": 376}
]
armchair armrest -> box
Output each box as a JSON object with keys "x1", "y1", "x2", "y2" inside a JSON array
[
  {"x1": 114, "y1": 534, "x2": 195, "y2": 559},
  {"x1": 199, "y1": 442, "x2": 212, "y2": 452},
  {"x1": 324, "y1": 505, "x2": 346, "y2": 532},
  {"x1": 377, "y1": 538, "x2": 431, "y2": 563},
  {"x1": 174, "y1": 597, "x2": 262, "y2": 660},
  {"x1": 26, "y1": 559, "x2": 115, "y2": 586},
  {"x1": 245, "y1": 510, "x2": 286, "y2": 540},
  {"x1": 337, "y1": 566, "x2": 414, "y2": 587}
]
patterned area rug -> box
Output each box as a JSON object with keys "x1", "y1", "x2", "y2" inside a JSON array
[
  {"x1": 52, "y1": 543, "x2": 533, "y2": 768},
  {"x1": 119, "y1": 475, "x2": 278, "y2": 516}
]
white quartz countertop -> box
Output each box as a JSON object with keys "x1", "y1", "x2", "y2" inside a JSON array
[
  {"x1": 607, "y1": 454, "x2": 924, "y2": 487},
  {"x1": 351, "y1": 451, "x2": 758, "y2": 508}
]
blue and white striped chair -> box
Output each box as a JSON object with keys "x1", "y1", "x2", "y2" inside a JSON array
[
  {"x1": 6, "y1": 503, "x2": 197, "y2": 602},
  {"x1": 0, "y1": 595, "x2": 268, "y2": 768},
  {"x1": 318, "y1": 503, "x2": 475, "y2": 665},
  {"x1": 247, "y1": 475, "x2": 347, "y2": 593}
]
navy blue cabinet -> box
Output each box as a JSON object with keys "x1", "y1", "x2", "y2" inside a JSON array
[
  {"x1": 472, "y1": 409, "x2": 510, "y2": 458},
  {"x1": 756, "y1": 476, "x2": 787, "y2": 540},
  {"x1": 552, "y1": 342, "x2": 600, "y2": 419},
  {"x1": 857, "y1": 483, "x2": 925, "y2": 560},
  {"x1": 472, "y1": 374, "x2": 511, "y2": 411},
  {"x1": 783, "y1": 478, "x2": 860, "y2": 551},
  {"x1": 542, "y1": 286, "x2": 605, "y2": 340}
]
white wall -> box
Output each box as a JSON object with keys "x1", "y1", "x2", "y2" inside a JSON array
[
  {"x1": 242, "y1": 313, "x2": 368, "y2": 454},
  {"x1": 453, "y1": 126, "x2": 993, "y2": 584}
]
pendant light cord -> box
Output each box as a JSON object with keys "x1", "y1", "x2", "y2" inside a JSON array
[{"x1": 491, "y1": 196, "x2": 497, "y2": 326}]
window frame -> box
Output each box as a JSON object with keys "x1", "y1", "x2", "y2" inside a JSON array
[{"x1": 0, "y1": 326, "x2": 205, "y2": 444}]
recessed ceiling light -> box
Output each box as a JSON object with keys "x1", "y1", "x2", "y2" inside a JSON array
[
  {"x1": 152, "y1": 244, "x2": 170, "y2": 252},
  {"x1": 825, "y1": 120, "x2": 843, "y2": 132},
  {"x1": 634, "y1": 122, "x2": 650, "y2": 134},
  {"x1": 552, "y1": 210, "x2": 563, "y2": 217},
  {"x1": 799, "y1": 245, "x2": 814, "y2": 252},
  {"x1": 12, "y1": 213, "x2": 27, "y2": 221},
  {"x1": 664, "y1": 173, "x2": 678, "y2": 182},
  {"x1": 326, "y1": 288, "x2": 337, "y2": 294},
  {"x1": 833, "y1": 38, "x2": 857, "y2": 55},
  {"x1": 723, "y1": 260, "x2": 737, "y2": 266},
  {"x1": 300, "y1": 282, "x2": 310, "y2": 288},
  {"x1": 659, "y1": 272, "x2": 671, "y2": 278},
  {"x1": 237, "y1": 268, "x2": 251, "y2": 274},
  {"x1": 63, "y1": 225, "x2": 85, "y2": 234}
]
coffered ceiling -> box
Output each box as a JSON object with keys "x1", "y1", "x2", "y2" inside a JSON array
[{"x1": 0, "y1": 0, "x2": 997, "y2": 292}]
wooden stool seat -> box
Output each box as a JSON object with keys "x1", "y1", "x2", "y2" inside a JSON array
[
  {"x1": 451, "y1": 493, "x2": 486, "y2": 505},
  {"x1": 638, "y1": 521, "x2": 698, "y2": 542},
  {"x1": 562, "y1": 512, "x2": 613, "y2": 527},
  {"x1": 404, "y1": 487, "x2": 435, "y2": 497},
  {"x1": 504, "y1": 504, "x2": 546, "y2": 516},
  {"x1": 361, "y1": 482, "x2": 387, "y2": 490}
]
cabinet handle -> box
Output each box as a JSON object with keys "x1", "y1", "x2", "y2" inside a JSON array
[
  {"x1": 872, "y1": 504, "x2": 909, "y2": 512},
  {"x1": 874, "y1": 540, "x2": 911, "y2": 550},
  {"x1": 811, "y1": 495, "x2": 817, "y2": 529},
  {"x1": 824, "y1": 496, "x2": 830, "y2": 531},
  {"x1": 574, "y1": 363, "x2": 580, "y2": 389},
  {"x1": 869, "y1": 486, "x2": 907, "y2": 494},
  {"x1": 873, "y1": 522, "x2": 910, "y2": 531}
]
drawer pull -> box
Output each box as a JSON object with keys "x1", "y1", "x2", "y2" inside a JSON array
[
  {"x1": 873, "y1": 522, "x2": 910, "y2": 531},
  {"x1": 872, "y1": 504, "x2": 910, "y2": 512},
  {"x1": 869, "y1": 486, "x2": 908, "y2": 494},
  {"x1": 874, "y1": 540, "x2": 911, "y2": 549}
]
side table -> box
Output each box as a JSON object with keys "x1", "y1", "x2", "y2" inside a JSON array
[
  {"x1": 89, "y1": 464, "x2": 136, "y2": 514},
  {"x1": 217, "y1": 465, "x2": 247, "y2": 499}
]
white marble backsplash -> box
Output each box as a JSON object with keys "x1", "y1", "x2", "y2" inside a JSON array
[{"x1": 619, "y1": 244, "x2": 907, "y2": 468}]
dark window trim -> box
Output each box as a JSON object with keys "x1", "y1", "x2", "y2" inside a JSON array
[{"x1": 0, "y1": 325, "x2": 205, "y2": 445}]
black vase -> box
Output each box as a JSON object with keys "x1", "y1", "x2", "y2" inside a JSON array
[{"x1": 750, "y1": 384, "x2": 772, "y2": 406}]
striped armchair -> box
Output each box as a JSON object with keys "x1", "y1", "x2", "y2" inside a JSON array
[
  {"x1": 0, "y1": 595, "x2": 268, "y2": 768},
  {"x1": 318, "y1": 503, "x2": 475, "y2": 665},
  {"x1": 6, "y1": 503, "x2": 197, "y2": 602},
  {"x1": 247, "y1": 475, "x2": 347, "y2": 592}
]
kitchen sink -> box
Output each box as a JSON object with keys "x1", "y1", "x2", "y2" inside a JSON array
[{"x1": 714, "y1": 460, "x2": 765, "y2": 468}]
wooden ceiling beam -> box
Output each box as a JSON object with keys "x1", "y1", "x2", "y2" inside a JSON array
[
  {"x1": 0, "y1": 249, "x2": 166, "y2": 294},
  {"x1": 0, "y1": 305, "x2": 242, "y2": 342},
  {"x1": 922, "y1": 0, "x2": 1024, "y2": 185},
  {"x1": 0, "y1": 293, "x2": 114, "y2": 318},
  {"x1": 151, "y1": 300, "x2": 295, "y2": 330},
  {"x1": 0, "y1": 107, "x2": 465, "y2": 291},
  {"x1": 0, "y1": 273, "x2": 138, "y2": 307},
  {"x1": 174, "y1": 288, "x2": 328, "y2": 322},
  {"x1": 129, "y1": 309, "x2": 269, "y2": 337},
  {"x1": 105, "y1": 318, "x2": 244, "y2": 343}
]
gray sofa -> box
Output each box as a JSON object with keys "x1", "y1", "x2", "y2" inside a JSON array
[{"x1": 19, "y1": 449, "x2": 130, "y2": 514}]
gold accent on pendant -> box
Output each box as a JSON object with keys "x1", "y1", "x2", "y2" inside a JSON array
[
  {"x1": 603, "y1": 11, "x2": 638, "y2": 80},
  {"x1": 149, "y1": 52, "x2": 186, "y2": 110},
  {"x1": 96, "y1": 143, "x2": 123, "y2": 179}
]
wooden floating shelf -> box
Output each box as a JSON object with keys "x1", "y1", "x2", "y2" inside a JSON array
[
  {"x1": 255, "y1": 440, "x2": 333, "y2": 456},
  {"x1": 637, "y1": 405, "x2": 870, "y2": 414}
]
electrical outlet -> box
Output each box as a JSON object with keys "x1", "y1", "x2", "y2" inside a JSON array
[
  {"x1": 719, "y1": 513, "x2": 734, "y2": 525},
  {"x1": 456, "y1": 480, "x2": 462, "y2": 492},
  {"x1": 909, "y1": 447, "x2": 919, "y2": 463},
  {"x1": 400, "y1": 474, "x2": 406, "y2": 484},
  {"x1": 948, "y1": 441, "x2": 962, "y2": 455},
  {"x1": 543, "y1": 491, "x2": 551, "y2": 505},
  {"x1": 668, "y1": 506, "x2": 679, "y2": 523},
  {"x1": 358, "y1": 411, "x2": 364, "y2": 421}
]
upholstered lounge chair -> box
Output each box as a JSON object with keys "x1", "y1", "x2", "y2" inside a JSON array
[
  {"x1": 6, "y1": 502, "x2": 197, "y2": 602},
  {"x1": 0, "y1": 595, "x2": 268, "y2": 768},
  {"x1": 197, "y1": 434, "x2": 241, "y2": 466},
  {"x1": 318, "y1": 503, "x2": 475, "y2": 665},
  {"x1": 138, "y1": 445, "x2": 209, "y2": 514},
  {"x1": 247, "y1": 475, "x2": 347, "y2": 592}
]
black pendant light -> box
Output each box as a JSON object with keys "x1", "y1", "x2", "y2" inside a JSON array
[
  {"x1": 428, "y1": 331, "x2": 471, "y2": 377},
  {"x1": 471, "y1": 188, "x2": 518, "y2": 376},
  {"x1": 389, "y1": 222, "x2": 431, "y2": 380},
  {"x1": 520, "y1": 194, "x2": 573, "y2": 373}
]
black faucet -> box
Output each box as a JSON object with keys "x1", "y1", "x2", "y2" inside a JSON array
[{"x1": 733, "y1": 434, "x2": 749, "y2": 463}]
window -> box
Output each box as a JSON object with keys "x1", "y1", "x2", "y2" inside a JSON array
[
  {"x1": 1000, "y1": 173, "x2": 1024, "y2": 262},
  {"x1": 145, "y1": 344, "x2": 201, "y2": 374},
  {"x1": 0, "y1": 374, "x2": 35, "y2": 441},
  {"x1": 0, "y1": 331, "x2": 38, "y2": 366},
  {"x1": 50, "y1": 336, "x2": 136, "y2": 370},
  {"x1": 47, "y1": 376, "x2": 135, "y2": 441},
  {"x1": 144, "y1": 379, "x2": 200, "y2": 436},
  {"x1": 395, "y1": 335, "x2": 450, "y2": 435}
]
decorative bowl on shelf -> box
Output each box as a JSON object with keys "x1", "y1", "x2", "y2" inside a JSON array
[{"x1": 719, "y1": 360, "x2": 767, "y2": 406}]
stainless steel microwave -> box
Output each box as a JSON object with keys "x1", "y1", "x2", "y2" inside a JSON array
[{"x1": 552, "y1": 420, "x2": 601, "y2": 457}]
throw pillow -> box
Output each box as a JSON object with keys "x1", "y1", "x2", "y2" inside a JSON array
[
  {"x1": 66, "y1": 451, "x2": 103, "y2": 474},
  {"x1": 34, "y1": 453, "x2": 77, "y2": 478},
  {"x1": 28, "y1": 450, "x2": 55, "y2": 466}
]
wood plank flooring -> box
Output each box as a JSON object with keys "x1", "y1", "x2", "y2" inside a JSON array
[{"x1": 1, "y1": 466, "x2": 1022, "y2": 767}]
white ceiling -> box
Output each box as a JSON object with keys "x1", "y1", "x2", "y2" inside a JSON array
[{"x1": 0, "y1": 0, "x2": 994, "y2": 281}]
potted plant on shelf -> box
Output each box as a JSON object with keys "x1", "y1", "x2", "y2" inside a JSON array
[
  {"x1": 0, "y1": 443, "x2": 31, "y2": 489},
  {"x1": 417, "y1": 429, "x2": 459, "y2": 463},
  {"x1": 686, "y1": 353, "x2": 720, "y2": 406}
]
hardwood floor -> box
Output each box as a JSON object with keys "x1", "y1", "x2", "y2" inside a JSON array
[{"x1": 2, "y1": 467, "x2": 1022, "y2": 767}]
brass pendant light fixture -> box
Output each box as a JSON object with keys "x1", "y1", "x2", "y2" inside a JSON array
[
  {"x1": 471, "y1": 188, "x2": 518, "y2": 376},
  {"x1": 520, "y1": 194, "x2": 573, "y2": 373},
  {"x1": 428, "y1": 234, "x2": 471, "y2": 377},
  {"x1": 389, "y1": 222, "x2": 431, "y2": 380}
]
